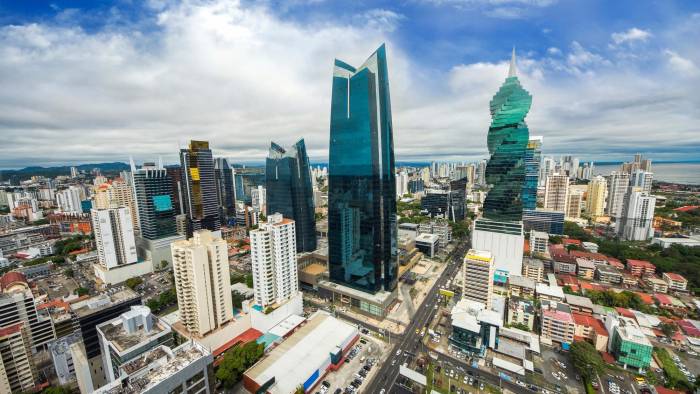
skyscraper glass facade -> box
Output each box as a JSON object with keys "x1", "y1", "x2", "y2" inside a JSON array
[
  {"x1": 133, "y1": 165, "x2": 177, "y2": 240},
  {"x1": 266, "y1": 139, "x2": 317, "y2": 252},
  {"x1": 482, "y1": 53, "x2": 532, "y2": 222},
  {"x1": 328, "y1": 44, "x2": 398, "y2": 294},
  {"x1": 214, "y1": 158, "x2": 236, "y2": 223},
  {"x1": 233, "y1": 167, "x2": 265, "y2": 205},
  {"x1": 179, "y1": 140, "x2": 220, "y2": 235},
  {"x1": 522, "y1": 136, "x2": 542, "y2": 210}
]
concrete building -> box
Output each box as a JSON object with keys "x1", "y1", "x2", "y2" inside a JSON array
[
  {"x1": 565, "y1": 188, "x2": 583, "y2": 219},
  {"x1": 529, "y1": 230, "x2": 548, "y2": 256},
  {"x1": 171, "y1": 230, "x2": 233, "y2": 336},
  {"x1": 48, "y1": 332, "x2": 82, "y2": 386},
  {"x1": 646, "y1": 277, "x2": 668, "y2": 294},
  {"x1": 663, "y1": 273, "x2": 688, "y2": 292},
  {"x1": 57, "y1": 186, "x2": 84, "y2": 214},
  {"x1": 462, "y1": 250, "x2": 495, "y2": 309},
  {"x1": 605, "y1": 314, "x2": 653, "y2": 371},
  {"x1": 94, "y1": 179, "x2": 139, "y2": 232},
  {"x1": 543, "y1": 173, "x2": 569, "y2": 212},
  {"x1": 250, "y1": 214, "x2": 298, "y2": 308},
  {"x1": 0, "y1": 272, "x2": 56, "y2": 352},
  {"x1": 418, "y1": 220, "x2": 452, "y2": 249},
  {"x1": 606, "y1": 172, "x2": 630, "y2": 218},
  {"x1": 522, "y1": 258, "x2": 544, "y2": 283},
  {"x1": 449, "y1": 299, "x2": 503, "y2": 356},
  {"x1": 94, "y1": 341, "x2": 214, "y2": 394},
  {"x1": 565, "y1": 294, "x2": 594, "y2": 315},
  {"x1": 572, "y1": 313, "x2": 608, "y2": 352},
  {"x1": 626, "y1": 259, "x2": 656, "y2": 277},
  {"x1": 0, "y1": 322, "x2": 36, "y2": 393},
  {"x1": 243, "y1": 312, "x2": 358, "y2": 394},
  {"x1": 576, "y1": 258, "x2": 596, "y2": 280},
  {"x1": 97, "y1": 306, "x2": 173, "y2": 382},
  {"x1": 585, "y1": 176, "x2": 607, "y2": 218},
  {"x1": 630, "y1": 170, "x2": 653, "y2": 195},
  {"x1": 596, "y1": 265, "x2": 623, "y2": 285},
  {"x1": 506, "y1": 297, "x2": 535, "y2": 331},
  {"x1": 415, "y1": 233, "x2": 439, "y2": 258},
  {"x1": 618, "y1": 190, "x2": 656, "y2": 241},
  {"x1": 540, "y1": 300, "x2": 575, "y2": 349},
  {"x1": 471, "y1": 220, "x2": 524, "y2": 280},
  {"x1": 508, "y1": 275, "x2": 536, "y2": 299}
]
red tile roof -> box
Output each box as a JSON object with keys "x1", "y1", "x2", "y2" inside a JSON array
[
  {"x1": 655, "y1": 386, "x2": 686, "y2": 394},
  {"x1": 654, "y1": 293, "x2": 672, "y2": 305},
  {"x1": 0, "y1": 272, "x2": 27, "y2": 291},
  {"x1": 678, "y1": 320, "x2": 700, "y2": 337},
  {"x1": 570, "y1": 250, "x2": 608, "y2": 262},
  {"x1": 572, "y1": 312, "x2": 608, "y2": 336},
  {"x1": 634, "y1": 292, "x2": 654, "y2": 305},
  {"x1": 673, "y1": 206, "x2": 699, "y2": 212},
  {"x1": 664, "y1": 272, "x2": 687, "y2": 282},
  {"x1": 615, "y1": 307, "x2": 635, "y2": 319},
  {"x1": 601, "y1": 352, "x2": 615, "y2": 364},
  {"x1": 627, "y1": 259, "x2": 655, "y2": 269},
  {"x1": 213, "y1": 328, "x2": 263, "y2": 359},
  {"x1": 0, "y1": 322, "x2": 23, "y2": 337},
  {"x1": 607, "y1": 257, "x2": 624, "y2": 269},
  {"x1": 563, "y1": 239, "x2": 582, "y2": 246}
]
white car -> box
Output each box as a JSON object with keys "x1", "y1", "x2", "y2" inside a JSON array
[{"x1": 396, "y1": 349, "x2": 402, "y2": 356}]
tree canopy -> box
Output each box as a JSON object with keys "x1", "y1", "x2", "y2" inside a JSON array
[
  {"x1": 570, "y1": 341, "x2": 604, "y2": 380},
  {"x1": 215, "y1": 342, "x2": 265, "y2": 388}
]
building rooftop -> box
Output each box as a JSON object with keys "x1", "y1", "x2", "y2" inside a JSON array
[
  {"x1": 71, "y1": 287, "x2": 140, "y2": 318},
  {"x1": 615, "y1": 317, "x2": 652, "y2": 347},
  {"x1": 508, "y1": 275, "x2": 535, "y2": 290},
  {"x1": 627, "y1": 259, "x2": 655, "y2": 269},
  {"x1": 596, "y1": 265, "x2": 622, "y2": 275},
  {"x1": 523, "y1": 258, "x2": 544, "y2": 269},
  {"x1": 647, "y1": 277, "x2": 667, "y2": 285},
  {"x1": 466, "y1": 249, "x2": 493, "y2": 262},
  {"x1": 97, "y1": 307, "x2": 170, "y2": 353},
  {"x1": 576, "y1": 258, "x2": 596, "y2": 269},
  {"x1": 565, "y1": 294, "x2": 594, "y2": 310},
  {"x1": 663, "y1": 272, "x2": 687, "y2": 282},
  {"x1": 416, "y1": 233, "x2": 440, "y2": 243},
  {"x1": 572, "y1": 312, "x2": 608, "y2": 336},
  {"x1": 96, "y1": 341, "x2": 212, "y2": 394},
  {"x1": 536, "y1": 283, "x2": 565, "y2": 300}
]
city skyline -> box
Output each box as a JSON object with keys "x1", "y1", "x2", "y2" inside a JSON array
[{"x1": 1, "y1": 1, "x2": 699, "y2": 168}]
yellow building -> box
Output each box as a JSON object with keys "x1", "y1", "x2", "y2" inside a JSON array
[{"x1": 585, "y1": 176, "x2": 607, "y2": 218}]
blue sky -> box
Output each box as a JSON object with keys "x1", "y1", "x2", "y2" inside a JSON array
[{"x1": 0, "y1": 0, "x2": 698, "y2": 168}]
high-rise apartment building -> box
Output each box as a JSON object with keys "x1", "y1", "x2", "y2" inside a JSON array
[
  {"x1": 171, "y1": 230, "x2": 233, "y2": 336},
  {"x1": 327, "y1": 44, "x2": 397, "y2": 294},
  {"x1": 543, "y1": 173, "x2": 569, "y2": 212},
  {"x1": 606, "y1": 172, "x2": 630, "y2": 218},
  {"x1": 214, "y1": 158, "x2": 236, "y2": 222},
  {"x1": 621, "y1": 154, "x2": 652, "y2": 174},
  {"x1": 472, "y1": 49, "x2": 528, "y2": 278},
  {"x1": 57, "y1": 186, "x2": 84, "y2": 214},
  {"x1": 630, "y1": 169, "x2": 653, "y2": 195},
  {"x1": 132, "y1": 162, "x2": 177, "y2": 240},
  {"x1": 462, "y1": 250, "x2": 495, "y2": 309},
  {"x1": 617, "y1": 190, "x2": 656, "y2": 241},
  {"x1": 0, "y1": 322, "x2": 36, "y2": 393},
  {"x1": 565, "y1": 188, "x2": 583, "y2": 219},
  {"x1": 91, "y1": 207, "x2": 138, "y2": 270},
  {"x1": 585, "y1": 176, "x2": 607, "y2": 218},
  {"x1": 179, "y1": 140, "x2": 220, "y2": 236},
  {"x1": 266, "y1": 139, "x2": 317, "y2": 252},
  {"x1": 0, "y1": 272, "x2": 56, "y2": 352},
  {"x1": 250, "y1": 214, "x2": 299, "y2": 307},
  {"x1": 522, "y1": 136, "x2": 542, "y2": 210}
]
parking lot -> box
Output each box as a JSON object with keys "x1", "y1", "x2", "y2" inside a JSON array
[
  {"x1": 318, "y1": 334, "x2": 387, "y2": 394},
  {"x1": 537, "y1": 347, "x2": 582, "y2": 394}
]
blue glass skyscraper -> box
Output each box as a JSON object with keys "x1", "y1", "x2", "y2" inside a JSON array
[
  {"x1": 328, "y1": 44, "x2": 397, "y2": 294},
  {"x1": 522, "y1": 136, "x2": 542, "y2": 210},
  {"x1": 266, "y1": 139, "x2": 317, "y2": 252}
]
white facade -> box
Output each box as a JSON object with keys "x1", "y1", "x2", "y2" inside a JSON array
[
  {"x1": 618, "y1": 190, "x2": 656, "y2": 241},
  {"x1": 462, "y1": 249, "x2": 495, "y2": 308},
  {"x1": 57, "y1": 186, "x2": 84, "y2": 214},
  {"x1": 544, "y1": 173, "x2": 569, "y2": 212},
  {"x1": 396, "y1": 171, "x2": 409, "y2": 197},
  {"x1": 606, "y1": 172, "x2": 630, "y2": 218},
  {"x1": 171, "y1": 230, "x2": 233, "y2": 336},
  {"x1": 471, "y1": 219, "x2": 524, "y2": 278},
  {"x1": 530, "y1": 230, "x2": 549, "y2": 255},
  {"x1": 250, "y1": 214, "x2": 298, "y2": 307},
  {"x1": 251, "y1": 185, "x2": 266, "y2": 214},
  {"x1": 91, "y1": 207, "x2": 138, "y2": 270},
  {"x1": 630, "y1": 170, "x2": 653, "y2": 195},
  {"x1": 565, "y1": 188, "x2": 583, "y2": 219}
]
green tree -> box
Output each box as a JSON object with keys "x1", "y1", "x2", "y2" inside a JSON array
[
  {"x1": 125, "y1": 277, "x2": 143, "y2": 290},
  {"x1": 660, "y1": 322, "x2": 677, "y2": 338},
  {"x1": 41, "y1": 386, "x2": 73, "y2": 394},
  {"x1": 570, "y1": 341, "x2": 604, "y2": 380},
  {"x1": 160, "y1": 260, "x2": 169, "y2": 269},
  {"x1": 232, "y1": 291, "x2": 244, "y2": 309},
  {"x1": 215, "y1": 342, "x2": 264, "y2": 388},
  {"x1": 63, "y1": 268, "x2": 74, "y2": 278},
  {"x1": 294, "y1": 385, "x2": 305, "y2": 394},
  {"x1": 246, "y1": 273, "x2": 254, "y2": 288},
  {"x1": 74, "y1": 287, "x2": 89, "y2": 296}
]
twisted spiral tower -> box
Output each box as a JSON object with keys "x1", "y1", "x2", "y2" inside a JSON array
[{"x1": 482, "y1": 48, "x2": 532, "y2": 222}]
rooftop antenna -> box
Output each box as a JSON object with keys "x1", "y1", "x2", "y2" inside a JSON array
[{"x1": 508, "y1": 46, "x2": 517, "y2": 78}]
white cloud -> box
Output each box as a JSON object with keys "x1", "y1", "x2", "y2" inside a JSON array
[
  {"x1": 361, "y1": 9, "x2": 405, "y2": 32},
  {"x1": 611, "y1": 27, "x2": 652, "y2": 45},
  {"x1": 665, "y1": 49, "x2": 700, "y2": 77},
  {"x1": 547, "y1": 47, "x2": 561, "y2": 55}
]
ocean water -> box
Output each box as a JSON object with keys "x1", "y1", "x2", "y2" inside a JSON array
[{"x1": 593, "y1": 162, "x2": 700, "y2": 185}]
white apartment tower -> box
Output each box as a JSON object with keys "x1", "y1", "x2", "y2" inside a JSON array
[
  {"x1": 565, "y1": 188, "x2": 583, "y2": 219},
  {"x1": 461, "y1": 249, "x2": 495, "y2": 309},
  {"x1": 544, "y1": 173, "x2": 569, "y2": 212},
  {"x1": 250, "y1": 213, "x2": 298, "y2": 307},
  {"x1": 91, "y1": 207, "x2": 138, "y2": 270},
  {"x1": 171, "y1": 230, "x2": 233, "y2": 336},
  {"x1": 618, "y1": 190, "x2": 656, "y2": 241},
  {"x1": 606, "y1": 171, "x2": 630, "y2": 218},
  {"x1": 57, "y1": 186, "x2": 84, "y2": 214},
  {"x1": 585, "y1": 176, "x2": 607, "y2": 218},
  {"x1": 630, "y1": 170, "x2": 653, "y2": 195}
]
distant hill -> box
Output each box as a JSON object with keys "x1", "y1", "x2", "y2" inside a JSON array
[{"x1": 0, "y1": 162, "x2": 130, "y2": 182}]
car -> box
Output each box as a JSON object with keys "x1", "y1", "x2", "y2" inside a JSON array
[
  {"x1": 322, "y1": 381, "x2": 330, "y2": 388},
  {"x1": 396, "y1": 349, "x2": 402, "y2": 356},
  {"x1": 334, "y1": 390, "x2": 342, "y2": 394},
  {"x1": 479, "y1": 383, "x2": 484, "y2": 390},
  {"x1": 391, "y1": 359, "x2": 397, "y2": 366},
  {"x1": 379, "y1": 390, "x2": 385, "y2": 394}
]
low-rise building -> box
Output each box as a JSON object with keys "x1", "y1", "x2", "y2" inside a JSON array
[
  {"x1": 530, "y1": 230, "x2": 549, "y2": 256},
  {"x1": 508, "y1": 275, "x2": 535, "y2": 299},
  {"x1": 507, "y1": 297, "x2": 535, "y2": 331},
  {"x1": 522, "y1": 258, "x2": 544, "y2": 283},
  {"x1": 576, "y1": 258, "x2": 596, "y2": 280},
  {"x1": 627, "y1": 259, "x2": 656, "y2": 277},
  {"x1": 581, "y1": 242, "x2": 599, "y2": 253},
  {"x1": 663, "y1": 273, "x2": 688, "y2": 292},
  {"x1": 415, "y1": 233, "x2": 440, "y2": 258},
  {"x1": 605, "y1": 314, "x2": 653, "y2": 371},
  {"x1": 572, "y1": 312, "x2": 608, "y2": 352},
  {"x1": 596, "y1": 265, "x2": 623, "y2": 285},
  {"x1": 565, "y1": 294, "x2": 594, "y2": 315},
  {"x1": 536, "y1": 282, "x2": 565, "y2": 302},
  {"x1": 553, "y1": 256, "x2": 577, "y2": 276},
  {"x1": 449, "y1": 299, "x2": 503, "y2": 356},
  {"x1": 621, "y1": 274, "x2": 639, "y2": 287},
  {"x1": 645, "y1": 277, "x2": 668, "y2": 294},
  {"x1": 540, "y1": 300, "x2": 575, "y2": 349}
]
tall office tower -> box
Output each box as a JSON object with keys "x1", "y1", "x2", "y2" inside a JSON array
[
  {"x1": 630, "y1": 169, "x2": 653, "y2": 195},
  {"x1": 472, "y1": 49, "x2": 529, "y2": 278},
  {"x1": 166, "y1": 166, "x2": 185, "y2": 215},
  {"x1": 476, "y1": 160, "x2": 487, "y2": 185},
  {"x1": 214, "y1": 158, "x2": 236, "y2": 222},
  {"x1": 540, "y1": 157, "x2": 555, "y2": 187},
  {"x1": 618, "y1": 190, "x2": 656, "y2": 241},
  {"x1": 565, "y1": 188, "x2": 583, "y2": 219},
  {"x1": 461, "y1": 250, "x2": 495, "y2": 309},
  {"x1": 106, "y1": 179, "x2": 140, "y2": 232},
  {"x1": 132, "y1": 162, "x2": 177, "y2": 240},
  {"x1": 70, "y1": 166, "x2": 79, "y2": 178},
  {"x1": 522, "y1": 136, "x2": 542, "y2": 210},
  {"x1": 266, "y1": 139, "x2": 317, "y2": 252},
  {"x1": 57, "y1": 186, "x2": 84, "y2": 213},
  {"x1": 0, "y1": 272, "x2": 56, "y2": 352},
  {"x1": 420, "y1": 167, "x2": 431, "y2": 185},
  {"x1": 233, "y1": 167, "x2": 266, "y2": 205},
  {"x1": 0, "y1": 323, "x2": 36, "y2": 393},
  {"x1": 251, "y1": 185, "x2": 266, "y2": 214},
  {"x1": 250, "y1": 214, "x2": 299, "y2": 307},
  {"x1": 606, "y1": 171, "x2": 630, "y2": 218},
  {"x1": 543, "y1": 173, "x2": 569, "y2": 212},
  {"x1": 328, "y1": 44, "x2": 398, "y2": 294},
  {"x1": 585, "y1": 176, "x2": 607, "y2": 218},
  {"x1": 179, "y1": 140, "x2": 221, "y2": 236},
  {"x1": 560, "y1": 155, "x2": 579, "y2": 179},
  {"x1": 171, "y1": 230, "x2": 233, "y2": 336},
  {"x1": 92, "y1": 207, "x2": 138, "y2": 269}
]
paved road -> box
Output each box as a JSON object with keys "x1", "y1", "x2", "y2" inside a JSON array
[{"x1": 363, "y1": 241, "x2": 472, "y2": 394}]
